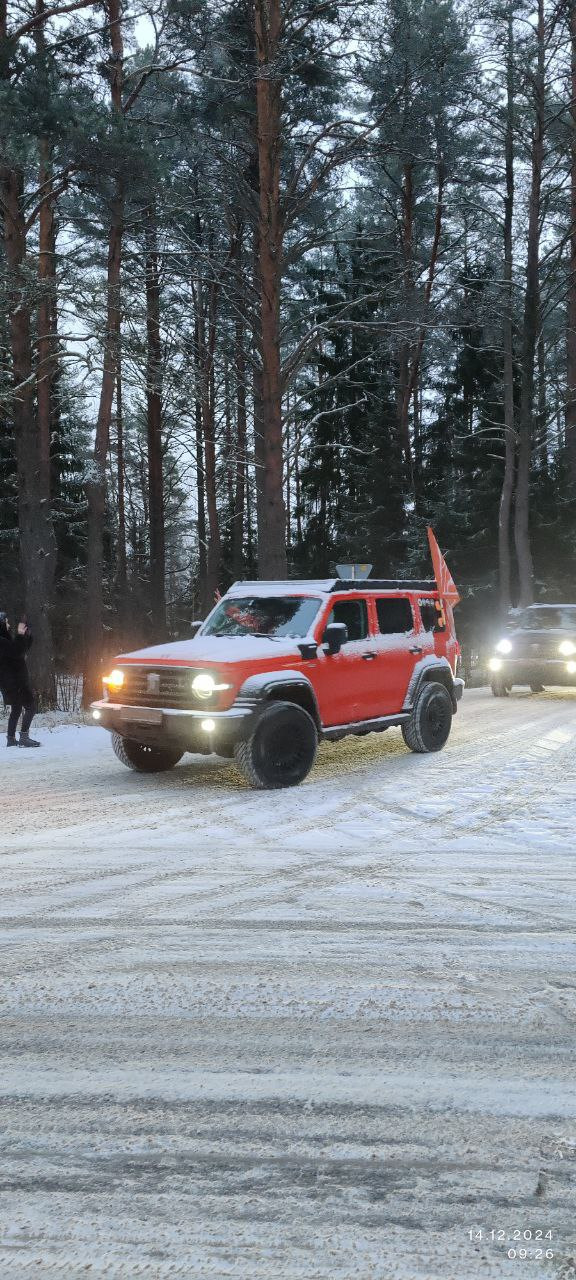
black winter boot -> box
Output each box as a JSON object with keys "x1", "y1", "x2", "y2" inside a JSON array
[
  {"x1": 7, "y1": 736, "x2": 18, "y2": 747},
  {"x1": 19, "y1": 733, "x2": 41, "y2": 748}
]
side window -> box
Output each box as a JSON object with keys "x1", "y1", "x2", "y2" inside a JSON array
[
  {"x1": 419, "y1": 600, "x2": 437, "y2": 633},
  {"x1": 419, "y1": 598, "x2": 446, "y2": 633},
  {"x1": 376, "y1": 597, "x2": 413, "y2": 635},
  {"x1": 325, "y1": 599, "x2": 368, "y2": 642}
]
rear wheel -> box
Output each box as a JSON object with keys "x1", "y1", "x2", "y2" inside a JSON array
[
  {"x1": 402, "y1": 682, "x2": 453, "y2": 754},
  {"x1": 112, "y1": 732, "x2": 183, "y2": 773},
  {"x1": 530, "y1": 683, "x2": 545, "y2": 693},
  {"x1": 491, "y1": 679, "x2": 510, "y2": 697},
  {"x1": 234, "y1": 701, "x2": 318, "y2": 789}
]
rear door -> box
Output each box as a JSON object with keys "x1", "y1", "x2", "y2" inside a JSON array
[{"x1": 370, "y1": 594, "x2": 430, "y2": 714}]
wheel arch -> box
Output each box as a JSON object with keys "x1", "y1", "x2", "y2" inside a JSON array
[
  {"x1": 404, "y1": 656, "x2": 458, "y2": 712},
  {"x1": 238, "y1": 670, "x2": 321, "y2": 730}
]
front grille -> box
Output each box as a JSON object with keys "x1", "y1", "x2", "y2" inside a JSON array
[
  {"x1": 512, "y1": 635, "x2": 570, "y2": 660},
  {"x1": 118, "y1": 666, "x2": 206, "y2": 709}
]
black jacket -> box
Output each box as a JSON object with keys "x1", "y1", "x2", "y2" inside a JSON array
[{"x1": 0, "y1": 626, "x2": 33, "y2": 700}]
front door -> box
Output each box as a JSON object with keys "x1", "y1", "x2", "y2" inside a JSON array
[{"x1": 312, "y1": 596, "x2": 378, "y2": 726}]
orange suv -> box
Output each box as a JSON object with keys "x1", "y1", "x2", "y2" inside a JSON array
[{"x1": 91, "y1": 576, "x2": 463, "y2": 788}]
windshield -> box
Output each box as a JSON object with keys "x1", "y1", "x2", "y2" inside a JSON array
[
  {"x1": 518, "y1": 607, "x2": 576, "y2": 631},
  {"x1": 202, "y1": 595, "x2": 322, "y2": 639}
]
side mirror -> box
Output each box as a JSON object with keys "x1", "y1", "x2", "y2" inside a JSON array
[
  {"x1": 324, "y1": 622, "x2": 348, "y2": 655},
  {"x1": 190, "y1": 620, "x2": 202, "y2": 636}
]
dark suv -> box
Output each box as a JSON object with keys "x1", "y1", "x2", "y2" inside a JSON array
[{"x1": 489, "y1": 604, "x2": 576, "y2": 695}]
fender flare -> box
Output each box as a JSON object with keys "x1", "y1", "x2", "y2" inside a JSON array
[
  {"x1": 403, "y1": 655, "x2": 459, "y2": 713},
  {"x1": 238, "y1": 669, "x2": 321, "y2": 728}
]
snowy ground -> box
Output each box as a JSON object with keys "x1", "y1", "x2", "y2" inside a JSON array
[{"x1": 0, "y1": 688, "x2": 575, "y2": 1279}]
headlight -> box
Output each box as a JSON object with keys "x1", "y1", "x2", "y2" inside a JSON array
[
  {"x1": 559, "y1": 640, "x2": 575, "y2": 657},
  {"x1": 192, "y1": 673, "x2": 217, "y2": 699},
  {"x1": 103, "y1": 668, "x2": 124, "y2": 691},
  {"x1": 496, "y1": 638, "x2": 512, "y2": 654},
  {"x1": 567, "y1": 661, "x2": 576, "y2": 674},
  {"x1": 489, "y1": 657, "x2": 503, "y2": 672}
]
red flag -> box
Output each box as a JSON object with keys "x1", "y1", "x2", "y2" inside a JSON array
[{"x1": 427, "y1": 527, "x2": 460, "y2": 607}]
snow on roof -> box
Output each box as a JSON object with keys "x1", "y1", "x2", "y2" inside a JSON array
[
  {"x1": 226, "y1": 580, "x2": 335, "y2": 596},
  {"x1": 226, "y1": 578, "x2": 437, "y2": 597}
]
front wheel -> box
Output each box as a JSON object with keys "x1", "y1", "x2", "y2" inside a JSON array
[
  {"x1": 402, "y1": 682, "x2": 453, "y2": 754},
  {"x1": 530, "y1": 683, "x2": 545, "y2": 693},
  {"x1": 234, "y1": 701, "x2": 318, "y2": 789},
  {"x1": 112, "y1": 732, "x2": 183, "y2": 773},
  {"x1": 491, "y1": 679, "x2": 510, "y2": 697}
]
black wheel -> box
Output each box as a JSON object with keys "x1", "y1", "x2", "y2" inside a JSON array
[
  {"x1": 491, "y1": 679, "x2": 510, "y2": 697},
  {"x1": 402, "y1": 681, "x2": 453, "y2": 754},
  {"x1": 111, "y1": 732, "x2": 183, "y2": 773},
  {"x1": 530, "y1": 683, "x2": 545, "y2": 693},
  {"x1": 234, "y1": 701, "x2": 318, "y2": 789}
]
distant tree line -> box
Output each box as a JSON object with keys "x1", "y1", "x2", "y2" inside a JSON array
[{"x1": 1, "y1": 0, "x2": 576, "y2": 704}]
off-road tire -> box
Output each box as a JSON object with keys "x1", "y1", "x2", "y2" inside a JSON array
[
  {"x1": 491, "y1": 679, "x2": 510, "y2": 697},
  {"x1": 234, "y1": 701, "x2": 318, "y2": 790},
  {"x1": 401, "y1": 681, "x2": 453, "y2": 754},
  {"x1": 111, "y1": 732, "x2": 183, "y2": 773},
  {"x1": 530, "y1": 683, "x2": 545, "y2": 693}
]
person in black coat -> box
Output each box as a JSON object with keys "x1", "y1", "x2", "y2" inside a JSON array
[{"x1": 0, "y1": 612, "x2": 40, "y2": 747}]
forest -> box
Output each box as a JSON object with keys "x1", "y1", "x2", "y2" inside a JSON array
[{"x1": 2, "y1": 0, "x2": 576, "y2": 704}]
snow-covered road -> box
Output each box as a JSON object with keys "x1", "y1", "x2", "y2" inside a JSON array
[{"x1": 1, "y1": 689, "x2": 575, "y2": 1278}]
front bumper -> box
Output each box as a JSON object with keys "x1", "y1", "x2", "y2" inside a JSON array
[
  {"x1": 489, "y1": 660, "x2": 576, "y2": 687},
  {"x1": 90, "y1": 699, "x2": 257, "y2": 752}
]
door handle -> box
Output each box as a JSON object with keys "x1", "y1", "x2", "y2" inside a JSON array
[
  {"x1": 409, "y1": 645, "x2": 423, "y2": 655},
  {"x1": 361, "y1": 652, "x2": 377, "y2": 660}
]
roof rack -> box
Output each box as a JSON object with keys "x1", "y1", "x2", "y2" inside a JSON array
[
  {"x1": 330, "y1": 579, "x2": 436, "y2": 593},
  {"x1": 228, "y1": 578, "x2": 437, "y2": 595}
]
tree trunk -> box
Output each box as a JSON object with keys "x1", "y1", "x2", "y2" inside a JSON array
[
  {"x1": 193, "y1": 312, "x2": 208, "y2": 615},
  {"x1": 115, "y1": 361, "x2": 128, "y2": 620},
  {"x1": 499, "y1": 6, "x2": 517, "y2": 616},
  {"x1": 83, "y1": 0, "x2": 124, "y2": 704},
  {"x1": 1, "y1": 164, "x2": 57, "y2": 704},
  {"x1": 566, "y1": 0, "x2": 576, "y2": 482},
  {"x1": 396, "y1": 161, "x2": 414, "y2": 471},
  {"x1": 195, "y1": 282, "x2": 221, "y2": 602},
  {"x1": 253, "y1": 0, "x2": 287, "y2": 577},
  {"x1": 35, "y1": 0, "x2": 56, "y2": 508},
  {"x1": 233, "y1": 309, "x2": 247, "y2": 578},
  {"x1": 537, "y1": 331, "x2": 547, "y2": 472},
  {"x1": 514, "y1": 0, "x2": 544, "y2": 607},
  {"x1": 144, "y1": 201, "x2": 166, "y2": 634}
]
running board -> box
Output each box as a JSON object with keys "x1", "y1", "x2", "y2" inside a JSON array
[{"x1": 322, "y1": 712, "x2": 410, "y2": 741}]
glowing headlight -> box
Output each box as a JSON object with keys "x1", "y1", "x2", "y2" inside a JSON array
[
  {"x1": 559, "y1": 640, "x2": 576, "y2": 657},
  {"x1": 489, "y1": 657, "x2": 503, "y2": 672},
  {"x1": 496, "y1": 638, "x2": 512, "y2": 654},
  {"x1": 192, "y1": 673, "x2": 217, "y2": 699},
  {"x1": 103, "y1": 668, "x2": 124, "y2": 691},
  {"x1": 567, "y1": 661, "x2": 576, "y2": 675}
]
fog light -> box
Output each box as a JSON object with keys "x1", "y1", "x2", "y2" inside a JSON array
[
  {"x1": 567, "y1": 661, "x2": 576, "y2": 675},
  {"x1": 488, "y1": 657, "x2": 502, "y2": 672},
  {"x1": 201, "y1": 718, "x2": 216, "y2": 733},
  {"x1": 92, "y1": 709, "x2": 101, "y2": 720}
]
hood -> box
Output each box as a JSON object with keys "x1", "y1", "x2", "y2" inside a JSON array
[{"x1": 115, "y1": 633, "x2": 305, "y2": 667}]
